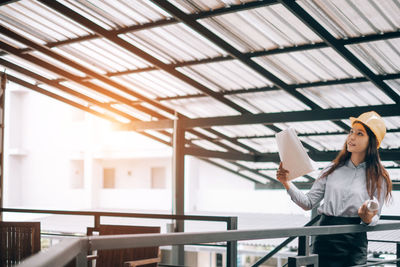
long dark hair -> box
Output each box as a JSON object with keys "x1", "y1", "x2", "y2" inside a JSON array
[{"x1": 320, "y1": 122, "x2": 392, "y2": 202}]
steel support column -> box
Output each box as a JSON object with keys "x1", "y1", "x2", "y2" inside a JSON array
[
  {"x1": 227, "y1": 217, "x2": 238, "y2": 267},
  {"x1": 172, "y1": 114, "x2": 185, "y2": 266},
  {"x1": 0, "y1": 72, "x2": 6, "y2": 221}
]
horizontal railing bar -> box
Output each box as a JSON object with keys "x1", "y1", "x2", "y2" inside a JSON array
[
  {"x1": 89, "y1": 222, "x2": 400, "y2": 250},
  {"x1": 353, "y1": 257, "x2": 400, "y2": 267},
  {"x1": 1, "y1": 207, "x2": 232, "y2": 222},
  {"x1": 367, "y1": 239, "x2": 400, "y2": 243},
  {"x1": 17, "y1": 238, "x2": 86, "y2": 267},
  {"x1": 380, "y1": 215, "x2": 400, "y2": 220}
]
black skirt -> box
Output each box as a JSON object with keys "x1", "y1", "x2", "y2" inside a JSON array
[{"x1": 313, "y1": 215, "x2": 367, "y2": 267}]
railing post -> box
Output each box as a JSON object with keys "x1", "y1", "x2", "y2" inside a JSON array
[
  {"x1": 227, "y1": 216, "x2": 238, "y2": 267},
  {"x1": 288, "y1": 236, "x2": 318, "y2": 267},
  {"x1": 94, "y1": 214, "x2": 100, "y2": 229},
  {"x1": 397, "y1": 242, "x2": 400, "y2": 267}
]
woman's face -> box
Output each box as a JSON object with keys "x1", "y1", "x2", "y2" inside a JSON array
[{"x1": 347, "y1": 122, "x2": 370, "y2": 154}]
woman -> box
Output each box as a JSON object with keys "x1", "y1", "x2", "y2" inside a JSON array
[{"x1": 276, "y1": 111, "x2": 392, "y2": 267}]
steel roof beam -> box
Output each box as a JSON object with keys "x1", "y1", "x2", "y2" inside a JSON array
[
  {"x1": 101, "y1": 31, "x2": 400, "y2": 77},
  {"x1": 156, "y1": 73, "x2": 400, "y2": 102},
  {"x1": 183, "y1": 104, "x2": 400, "y2": 129},
  {"x1": 39, "y1": 0, "x2": 250, "y2": 114},
  {"x1": 278, "y1": 0, "x2": 400, "y2": 104},
  {"x1": 186, "y1": 147, "x2": 400, "y2": 162}
]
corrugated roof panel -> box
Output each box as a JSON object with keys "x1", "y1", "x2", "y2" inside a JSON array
[
  {"x1": 121, "y1": 23, "x2": 227, "y2": 64},
  {"x1": 0, "y1": 0, "x2": 91, "y2": 44},
  {"x1": 385, "y1": 79, "x2": 400, "y2": 99},
  {"x1": 298, "y1": 82, "x2": 395, "y2": 109},
  {"x1": 0, "y1": 33, "x2": 28, "y2": 49},
  {"x1": 238, "y1": 137, "x2": 277, "y2": 153},
  {"x1": 167, "y1": 0, "x2": 256, "y2": 13},
  {"x1": 60, "y1": 81, "x2": 114, "y2": 103},
  {"x1": 89, "y1": 79, "x2": 138, "y2": 101},
  {"x1": 300, "y1": 134, "x2": 348, "y2": 151},
  {"x1": 30, "y1": 51, "x2": 87, "y2": 77},
  {"x1": 381, "y1": 133, "x2": 400, "y2": 149},
  {"x1": 56, "y1": 38, "x2": 151, "y2": 74},
  {"x1": 212, "y1": 125, "x2": 275, "y2": 138},
  {"x1": 110, "y1": 104, "x2": 152, "y2": 121},
  {"x1": 229, "y1": 90, "x2": 310, "y2": 113},
  {"x1": 3, "y1": 54, "x2": 59, "y2": 80},
  {"x1": 1, "y1": 69, "x2": 37, "y2": 85},
  {"x1": 161, "y1": 97, "x2": 240, "y2": 118},
  {"x1": 297, "y1": 0, "x2": 400, "y2": 38},
  {"x1": 274, "y1": 121, "x2": 343, "y2": 134},
  {"x1": 62, "y1": 0, "x2": 171, "y2": 27},
  {"x1": 198, "y1": 4, "x2": 321, "y2": 52},
  {"x1": 143, "y1": 129, "x2": 171, "y2": 143},
  {"x1": 178, "y1": 60, "x2": 273, "y2": 92},
  {"x1": 253, "y1": 48, "x2": 361, "y2": 84},
  {"x1": 218, "y1": 139, "x2": 250, "y2": 153},
  {"x1": 38, "y1": 83, "x2": 89, "y2": 107},
  {"x1": 58, "y1": 0, "x2": 170, "y2": 30},
  {"x1": 384, "y1": 116, "x2": 400, "y2": 130},
  {"x1": 119, "y1": 70, "x2": 200, "y2": 98},
  {"x1": 191, "y1": 139, "x2": 227, "y2": 152},
  {"x1": 346, "y1": 39, "x2": 400, "y2": 75},
  {"x1": 192, "y1": 128, "x2": 218, "y2": 139}
]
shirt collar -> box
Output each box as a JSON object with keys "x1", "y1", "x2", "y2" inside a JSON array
[{"x1": 346, "y1": 159, "x2": 366, "y2": 169}]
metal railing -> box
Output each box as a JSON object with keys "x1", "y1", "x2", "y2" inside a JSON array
[
  {"x1": 1, "y1": 208, "x2": 237, "y2": 266},
  {"x1": 14, "y1": 219, "x2": 400, "y2": 267},
  {"x1": 3, "y1": 208, "x2": 400, "y2": 267}
]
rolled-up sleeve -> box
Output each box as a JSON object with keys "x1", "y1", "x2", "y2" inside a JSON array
[{"x1": 287, "y1": 176, "x2": 327, "y2": 210}]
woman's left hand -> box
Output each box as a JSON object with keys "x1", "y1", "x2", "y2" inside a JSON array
[{"x1": 358, "y1": 201, "x2": 378, "y2": 224}]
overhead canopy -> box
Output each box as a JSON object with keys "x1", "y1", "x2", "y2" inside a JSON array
[{"x1": 0, "y1": 0, "x2": 399, "y2": 188}]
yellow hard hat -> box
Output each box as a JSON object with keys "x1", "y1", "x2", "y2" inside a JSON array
[{"x1": 350, "y1": 111, "x2": 386, "y2": 148}]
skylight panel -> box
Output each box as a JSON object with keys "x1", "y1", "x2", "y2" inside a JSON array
[
  {"x1": 30, "y1": 51, "x2": 86, "y2": 78},
  {"x1": 274, "y1": 121, "x2": 343, "y2": 134},
  {"x1": 347, "y1": 39, "x2": 400, "y2": 75},
  {"x1": 297, "y1": 82, "x2": 395, "y2": 109},
  {"x1": 162, "y1": 97, "x2": 240, "y2": 118},
  {"x1": 219, "y1": 139, "x2": 250, "y2": 154},
  {"x1": 89, "y1": 79, "x2": 138, "y2": 101},
  {"x1": 59, "y1": 81, "x2": 113, "y2": 103},
  {"x1": 381, "y1": 133, "x2": 400, "y2": 149},
  {"x1": 191, "y1": 139, "x2": 227, "y2": 152},
  {"x1": 0, "y1": 33, "x2": 28, "y2": 49},
  {"x1": 231, "y1": 90, "x2": 310, "y2": 113},
  {"x1": 3, "y1": 54, "x2": 59, "y2": 80},
  {"x1": 253, "y1": 48, "x2": 362, "y2": 84},
  {"x1": 300, "y1": 135, "x2": 348, "y2": 151},
  {"x1": 212, "y1": 125, "x2": 275, "y2": 138},
  {"x1": 238, "y1": 137, "x2": 277, "y2": 153},
  {"x1": 124, "y1": 70, "x2": 200, "y2": 98},
  {"x1": 38, "y1": 83, "x2": 88, "y2": 106},
  {"x1": 111, "y1": 104, "x2": 152, "y2": 121}
]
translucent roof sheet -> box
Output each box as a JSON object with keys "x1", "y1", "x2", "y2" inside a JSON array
[
  {"x1": 297, "y1": 0, "x2": 400, "y2": 38},
  {"x1": 1, "y1": 0, "x2": 399, "y2": 185},
  {"x1": 199, "y1": 4, "x2": 322, "y2": 52},
  {"x1": 178, "y1": 60, "x2": 274, "y2": 92},
  {"x1": 297, "y1": 82, "x2": 396, "y2": 109},
  {"x1": 253, "y1": 48, "x2": 361, "y2": 84},
  {"x1": 347, "y1": 38, "x2": 400, "y2": 75},
  {"x1": 121, "y1": 23, "x2": 227, "y2": 64},
  {"x1": 228, "y1": 90, "x2": 310, "y2": 113}
]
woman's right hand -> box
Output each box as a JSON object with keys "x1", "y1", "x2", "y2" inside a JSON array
[{"x1": 276, "y1": 162, "x2": 290, "y2": 190}]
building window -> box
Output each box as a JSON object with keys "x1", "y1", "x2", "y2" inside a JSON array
[
  {"x1": 103, "y1": 168, "x2": 115, "y2": 188},
  {"x1": 70, "y1": 160, "x2": 84, "y2": 189},
  {"x1": 151, "y1": 167, "x2": 166, "y2": 189}
]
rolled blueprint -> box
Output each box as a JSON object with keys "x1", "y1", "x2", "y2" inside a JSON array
[{"x1": 275, "y1": 127, "x2": 316, "y2": 180}]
